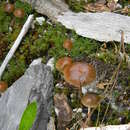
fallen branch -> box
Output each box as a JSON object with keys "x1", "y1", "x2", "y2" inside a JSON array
[{"x1": 0, "y1": 14, "x2": 34, "y2": 79}]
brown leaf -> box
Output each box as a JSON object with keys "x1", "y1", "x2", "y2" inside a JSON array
[
  {"x1": 84, "y1": 3, "x2": 110, "y2": 12},
  {"x1": 96, "y1": 82, "x2": 112, "y2": 89},
  {"x1": 121, "y1": 6, "x2": 129, "y2": 14},
  {"x1": 107, "y1": 0, "x2": 117, "y2": 11}
]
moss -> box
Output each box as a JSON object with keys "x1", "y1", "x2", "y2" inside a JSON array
[
  {"x1": 15, "y1": 0, "x2": 32, "y2": 14},
  {"x1": 0, "y1": 5, "x2": 12, "y2": 33},
  {"x1": 2, "y1": 58, "x2": 26, "y2": 85},
  {"x1": 96, "y1": 51, "x2": 118, "y2": 64},
  {"x1": 48, "y1": 25, "x2": 99, "y2": 59},
  {"x1": 65, "y1": 0, "x2": 85, "y2": 12}
]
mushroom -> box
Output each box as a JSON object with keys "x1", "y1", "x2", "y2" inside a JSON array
[
  {"x1": 0, "y1": 81, "x2": 8, "y2": 93},
  {"x1": 4, "y1": 3, "x2": 14, "y2": 13},
  {"x1": 54, "y1": 93, "x2": 72, "y2": 129},
  {"x1": 63, "y1": 62, "x2": 96, "y2": 89},
  {"x1": 81, "y1": 92, "x2": 102, "y2": 124},
  {"x1": 63, "y1": 39, "x2": 73, "y2": 51},
  {"x1": 56, "y1": 57, "x2": 73, "y2": 73},
  {"x1": 13, "y1": 9, "x2": 25, "y2": 18}
]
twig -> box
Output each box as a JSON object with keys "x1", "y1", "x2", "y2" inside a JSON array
[
  {"x1": 0, "y1": 14, "x2": 34, "y2": 79},
  {"x1": 100, "y1": 31, "x2": 125, "y2": 124},
  {"x1": 101, "y1": 59, "x2": 122, "y2": 124}
]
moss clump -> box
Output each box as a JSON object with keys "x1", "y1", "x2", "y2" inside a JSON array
[
  {"x1": 2, "y1": 58, "x2": 26, "y2": 85},
  {"x1": 96, "y1": 51, "x2": 118, "y2": 64},
  {"x1": 15, "y1": 0, "x2": 32, "y2": 14},
  {"x1": 0, "y1": 6, "x2": 11, "y2": 33},
  {"x1": 65, "y1": 0, "x2": 85, "y2": 12}
]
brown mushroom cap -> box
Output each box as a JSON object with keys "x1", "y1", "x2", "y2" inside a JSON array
[
  {"x1": 63, "y1": 39, "x2": 73, "y2": 51},
  {"x1": 56, "y1": 57, "x2": 73, "y2": 72},
  {"x1": 63, "y1": 62, "x2": 96, "y2": 88},
  {"x1": 0, "y1": 81, "x2": 8, "y2": 93},
  {"x1": 4, "y1": 3, "x2": 14, "y2": 13},
  {"x1": 81, "y1": 93, "x2": 101, "y2": 108},
  {"x1": 13, "y1": 9, "x2": 25, "y2": 18}
]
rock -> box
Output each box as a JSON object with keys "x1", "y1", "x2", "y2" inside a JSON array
[
  {"x1": 35, "y1": 17, "x2": 45, "y2": 25},
  {"x1": 20, "y1": 0, "x2": 69, "y2": 21},
  {"x1": 20, "y1": 0, "x2": 130, "y2": 43},
  {"x1": 46, "y1": 57, "x2": 55, "y2": 71},
  {"x1": 0, "y1": 61, "x2": 53, "y2": 130},
  {"x1": 57, "y1": 12, "x2": 130, "y2": 43}
]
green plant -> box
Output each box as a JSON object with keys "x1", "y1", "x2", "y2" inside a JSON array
[
  {"x1": 66, "y1": 0, "x2": 85, "y2": 12},
  {"x1": 0, "y1": 6, "x2": 11, "y2": 33},
  {"x1": 19, "y1": 102, "x2": 37, "y2": 130},
  {"x1": 15, "y1": 0, "x2": 32, "y2": 14}
]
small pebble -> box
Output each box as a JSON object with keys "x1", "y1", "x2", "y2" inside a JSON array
[
  {"x1": 35, "y1": 17, "x2": 45, "y2": 25},
  {"x1": 73, "y1": 108, "x2": 82, "y2": 113}
]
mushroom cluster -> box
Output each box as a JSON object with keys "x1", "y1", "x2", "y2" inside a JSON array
[
  {"x1": 55, "y1": 39, "x2": 102, "y2": 127},
  {"x1": 4, "y1": 3, "x2": 25, "y2": 18},
  {"x1": 56, "y1": 57, "x2": 96, "y2": 90}
]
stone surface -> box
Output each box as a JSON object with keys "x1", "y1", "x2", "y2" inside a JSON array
[
  {"x1": 0, "y1": 61, "x2": 53, "y2": 130},
  {"x1": 57, "y1": 11, "x2": 130, "y2": 43},
  {"x1": 20, "y1": 0, "x2": 130, "y2": 43},
  {"x1": 20, "y1": 0, "x2": 69, "y2": 21}
]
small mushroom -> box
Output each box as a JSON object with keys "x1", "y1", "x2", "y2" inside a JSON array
[
  {"x1": 13, "y1": 9, "x2": 25, "y2": 18},
  {"x1": 81, "y1": 92, "x2": 102, "y2": 124},
  {"x1": 56, "y1": 57, "x2": 73, "y2": 73},
  {"x1": 54, "y1": 93, "x2": 72, "y2": 129},
  {"x1": 63, "y1": 39, "x2": 73, "y2": 51},
  {"x1": 63, "y1": 62, "x2": 96, "y2": 89},
  {"x1": 0, "y1": 81, "x2": 8, "y2": 93},
  {"x1": 4, "y1": 3, "x2": 14, "y2": 13}
]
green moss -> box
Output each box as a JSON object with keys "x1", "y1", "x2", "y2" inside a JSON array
[
  {"x1": 30, "y1": 37, "x2": 49, "y2": 57},
  {"x1": 19, "y1": 102, "x2": 37, "y2": 130},
  {"x1": 96, "y1": 51, "x2": 117, "y2": 64},
  {"x1": 15, "y1": 0, "x2": 32, "y2": 14},
  {"x1": 48, "y1": 25, "x2": 99, "y2": 59},
  {"x1": 2, "y1": 58, "x2": 26, "y2": 85},
  {"x1": 0, "y1": 5, "x2": 11, "y2": 33},
  {"x1": 66, "y1": 0, "x2": 85, "y2": 12}
]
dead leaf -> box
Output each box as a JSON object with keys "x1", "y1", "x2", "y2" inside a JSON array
[
  {"x1": 100, "y1": 43, "x2": 107, "y2": 52},
  {"x1": 107, "y1": 0, "x2": 117, "y2": 11},
  {"x1": 97, "y1": 82, "x2": 112, "y2": 89},
  {"x1": 121, "y1": 6, "x2": 130, "y2": 14},
  {"x1": 84, "y1": 3, "x2": 110, "y2": 12}
]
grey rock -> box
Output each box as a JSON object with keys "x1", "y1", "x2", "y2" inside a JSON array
[
  {"x1": 20, "y1": 0, "x2": 69, "y2": 21},
  {"x1": 20, "y1": 0, "x2": 130, "y2": 43},
  {"x1": 0, "y1": 62, "x2": 53, "y2": 130},
  {"x1": 57, "y1": 11, "x2": 130, "y2": 43}
]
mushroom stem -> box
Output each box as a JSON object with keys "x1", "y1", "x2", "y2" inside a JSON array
[{"x1": 85, "y1": 107, "x2": 91, "y2": 125}]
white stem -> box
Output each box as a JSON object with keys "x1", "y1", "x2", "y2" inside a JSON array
[{"x1": 0, "y1": 14, "x2": 34, "y2": 80}]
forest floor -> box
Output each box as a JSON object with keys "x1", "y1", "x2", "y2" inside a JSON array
[{"x1": 0, "y1": 0, "x2": 130, "y2": 130}]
